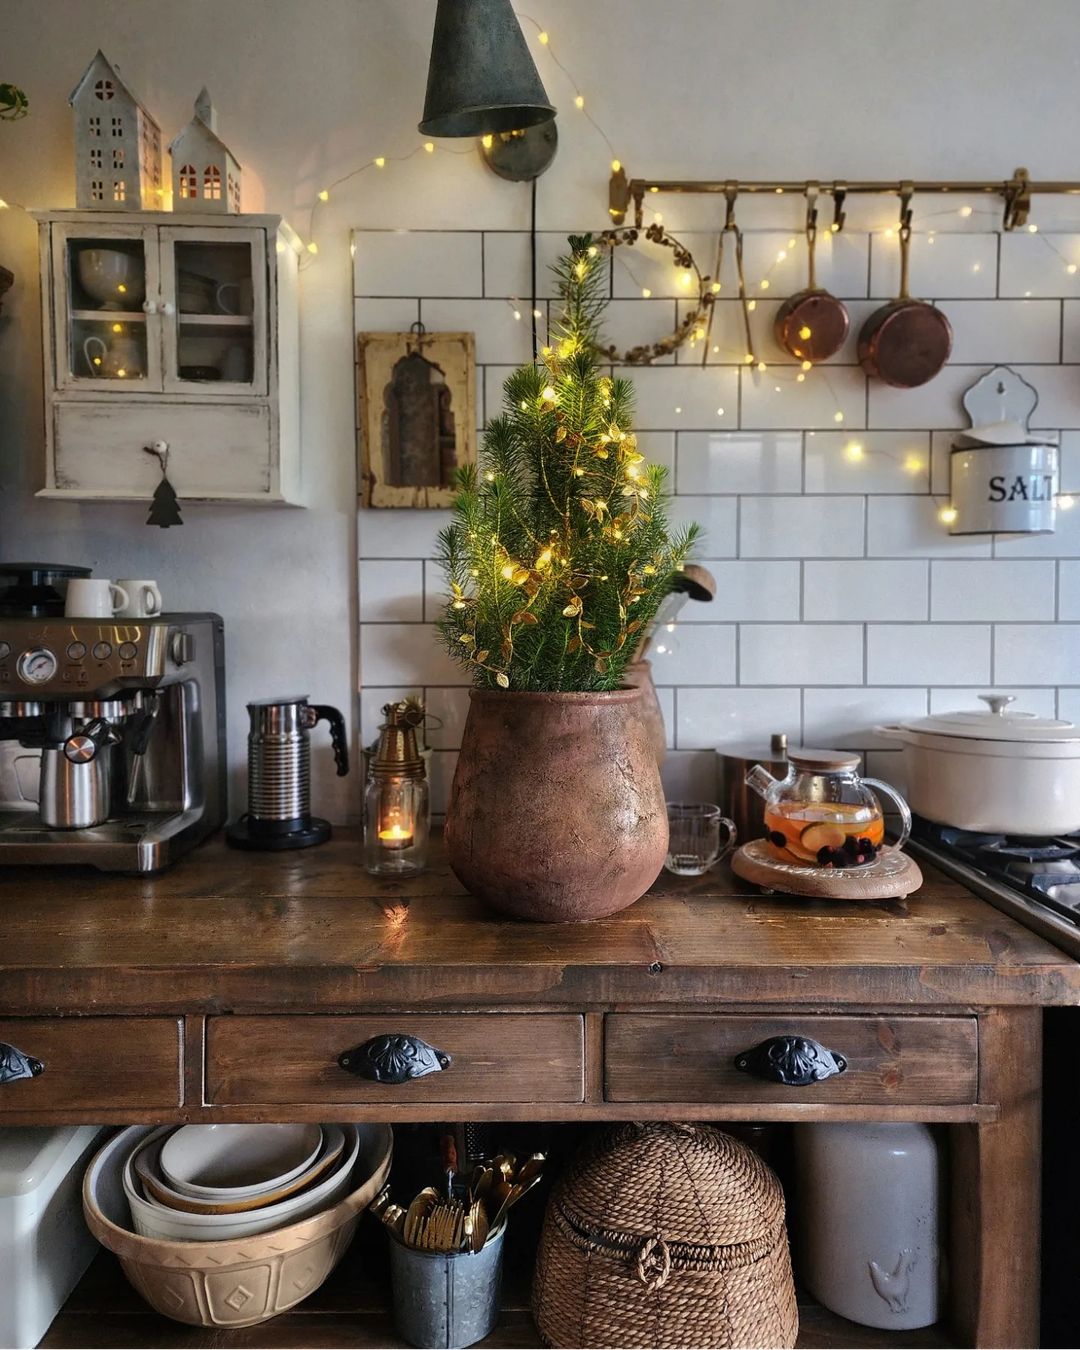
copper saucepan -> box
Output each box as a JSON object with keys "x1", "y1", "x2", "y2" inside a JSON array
[
  {"x1": 774, "y1": 188, "x2": 849, "y2": 363},
  {"x1": 858, "y1": 190, "x2": 952, "y2": 388}
]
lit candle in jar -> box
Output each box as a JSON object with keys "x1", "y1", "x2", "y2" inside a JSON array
[{"x1": 378, "y1": 813, "x2": 414, "y2": 850}]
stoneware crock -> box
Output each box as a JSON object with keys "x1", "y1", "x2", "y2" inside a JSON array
[
  {"x1": 445, "y1": 687, "x2": 668, "y2": 922},
  {"x1": 624, "y1": 659, "x2": 667, "y2": 764}
]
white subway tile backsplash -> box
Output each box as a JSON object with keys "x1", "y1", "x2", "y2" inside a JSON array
[
  {"x1": 930, "y1": 560, "x2": 1055, "y2": 621},
  {"x1": 420, "y1": 299, "x2": 532, "y2": 365},
  {"x1": 870, "y1": 232, "x2": 998, "y2": 299},
  {"x1": 945, "y1": 300, "x2": 1061, "y2": 365},
  {"x1": 1059, "y1": 561, "x2": 1080, "y2": 619},
  {"x1": 482, "y1": 232, "x2": 573, "y2": 300},
  {"x1": 650, "y1": 625, "x2": 736, "y2": 685},
  {"x1": 805, "y1": 431, "x2": 931, "y2": 494},
  {"x1": 803, "y1": 561, "x2": 928, "y2": 621},
  {"x1": 867, "y1": 624, "x2": 991, "y2": 685},
  {"x1": 679, "y1": 561, "x2": 801, "y2": 622},
  {"x1": 868, "y1": 365, "x2": 977, "y2": 430},
  {"x1": 354, "y1": 231, "x2": 482, "y2": 297},
  {"x1": 677, "y1": 430, "x2": 802, "y2": 494},
  {"x1": 863, "y1": 748, "x2": 908, "y2": 796},
  {"x1": 603, "y1": 299, "x2": 679, "y2": 364},
  {"x1": 358, "y1": 560, "x2": 424, "y2": 622},
  {"x1": 994, "y1": 624, "x2": 1080, "y2": 685},
  {"x1": 623, "y1": 364, "x2": 738, "y2": 428},
  {"x1": 657, "y1": 686, "x2": 676, "y2": 748},
  {"x1": 676, "y1": 686, "x2": 802, "y2": 749},
  {"x1": 354, "y1": 229, "x2": 1079, "y2": 774},
  {"x1": 740, "y1": 365, "x2": 866, "y2": 431},
  {"x1": 1000, "y1": 232, "x2": 1080, "y2": 298},
  {"x1": 354, "y1": 297, "x2": 421, "y2": 330},
  {"x1": 803, "y1": 687, "x2": 929, "y2": 748},
  {"x1": 358, "y1": 508, "x2": 449, "y2": 559},
  {"x1": 739, "y1": 624, "x2": 864, "y2": 685},
  {"x1": 741, "y1": 496, "x2": 865, "y2": 558},
  {"x1": 667, "y1": 496, "x2": 738, "y2": 556},
  {"x1": 360, "y1": 623, "x2": 466, "y2": 686},
  {"x1": 867, "y1": 496, "x2": 992, "y2": 558},
  {"x1": 660, "y1": 749, "x2": 720, "y2": 801},
  {"x1": 428, "y1": 750, "x2": 459, "y2": 816}
]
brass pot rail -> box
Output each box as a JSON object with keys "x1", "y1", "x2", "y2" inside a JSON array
[{"x1": 608, "y1": 166, "x2": 1075, "y2": 232}]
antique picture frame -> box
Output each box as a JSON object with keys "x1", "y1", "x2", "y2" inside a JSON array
[{"x1": 357, "y1": 329, "x2": 476, "y2": 508}]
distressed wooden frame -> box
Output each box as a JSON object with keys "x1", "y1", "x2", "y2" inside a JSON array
[{"x1": 357, "y1": 329, "x2": 476, "y2": 509}]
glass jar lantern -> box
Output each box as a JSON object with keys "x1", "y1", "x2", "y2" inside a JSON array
[{"x1": 363, "y1": 701, "x2": 429, "y2": 876}]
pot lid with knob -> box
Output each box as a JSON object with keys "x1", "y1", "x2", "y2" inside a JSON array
[{"x1": 895, "y1": 693, "x2": 1080, "y2": 744}]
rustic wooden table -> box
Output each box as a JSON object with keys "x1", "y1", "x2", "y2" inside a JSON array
[{"x1": 2, "y1": 831, "x2": 1077, "y2": 1348}]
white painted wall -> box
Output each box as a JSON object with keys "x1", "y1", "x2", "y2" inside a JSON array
[{"x1": 4, "y1": 0, "x2": 1080, "y2": 818}]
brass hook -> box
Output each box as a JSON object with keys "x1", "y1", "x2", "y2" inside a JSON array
[
  {"x1": 831, "y1": 181, "x2": 847, "y2": 234},
  {"x1": 898, "y1": 181, "x2": 915, "y2": 236},
  {"x1": 805, "y1": 181, "x2": 820, "y2": 239},
  {"x1": 1003, "y1": 166, "x2": 1031, "y2": 231},
  {"x1": 723, "y1": 181, "x2": 739, "y2": 232}
]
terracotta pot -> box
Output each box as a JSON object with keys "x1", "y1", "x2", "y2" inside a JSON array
[
  {"x1": 446, "y1": 687, "x2": 668, "y2": 922},
  {"x1": 625, "y1": 659, "x2": 666, "y2": 764}
]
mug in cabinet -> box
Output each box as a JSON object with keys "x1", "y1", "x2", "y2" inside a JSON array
[
  {"x1": 83, "y1": 334, "x2": 144, "y2": 381},
  {"x1": 116, "y1": 580, "x2": 162, "y2": 619},
  {"x1": 216, "y1": 279, "x2": 254, "y2": 316},
  {"x1": 65, "y1": 578, "x2": 129, "y2": 619}
]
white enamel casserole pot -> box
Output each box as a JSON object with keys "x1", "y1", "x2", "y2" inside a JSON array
[{"x1": 876, "y1": 694, "x2": 1080, "y2": 836}]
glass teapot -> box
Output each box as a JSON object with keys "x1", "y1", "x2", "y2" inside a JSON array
[{"x1": 746, "y1": 749, "x2": 911, "y2": 868}]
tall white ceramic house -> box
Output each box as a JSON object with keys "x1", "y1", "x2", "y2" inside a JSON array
[
  {"x1": 69, "y1": 50, "x2": 162, "y2": 210},
  {"x1": 169, "y1": 89, "x2": 241, "y2": 214}
]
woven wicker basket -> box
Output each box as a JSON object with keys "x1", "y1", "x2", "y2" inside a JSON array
[{"x1": 533, "y1": 1123, "x2": 798, "y2": 1349}]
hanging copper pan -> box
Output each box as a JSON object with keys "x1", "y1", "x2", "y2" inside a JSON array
[
  {"x1": 774, "y1": 188, "x2": 849, "y2": 362},
  {"x1": 858, "y1": 191, "x2": 952, "y2": 388}
]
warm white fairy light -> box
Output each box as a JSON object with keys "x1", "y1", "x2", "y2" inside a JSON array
[
  {"x1": 939, "y1": 505, "x2": 958, "y2": 524},
  {"x1": 959, "y1": 205, "x2": 973, "y2": 218},
  {"x1": 1060, "y1": 494, "x2": 1075, "y2": 509},
  {"x1": 513, "y1": 309, "x2": 522, "y2": 320},
  {"x1": 317, "y1": 189, "x2": 329, "y2": 202},
  {"x1": 374, "y1": 156, "x2": 386, "y2": 168},
  {"x1": 306, "y1": 241, "x2": 318, "y2": 254},
  {"x1": 641, "y1": 287, "x2": 652, "y2": 298},
  {"x1": 537, "y1": 29, "x2": 549, "y2": 43},
  {"x1": 747, "y1": 299, "x2": 757, "y2": 311},
  {"x1": 574, "y1": 95, "x2": 585, "y2": 109},
  {"x1": 844, "y1": 442, "x2": 864, "y2": 462},
  {"x1": 833, "y1": 411, "x2": 845, "y2": 423},
  {"x1": 1028, "y1": 223, "x2": 1039, "y2": 233},
  {"x1": 424, "y1": 142, "x2": 435, "y2": 153},
  {"x1": 716, "y1": 406, "x2": 725, "y2": 416}
]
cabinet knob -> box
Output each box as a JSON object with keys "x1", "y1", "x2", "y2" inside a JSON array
[
  {"x1": 0, "y1": 1041, "x2": 45, "y2": 1085},
  {"x1": 338, "y1": 1033, "x2": 451, "y2": 1084},
  {"x1": 142, "y1": 299, "x2": 158, "y2": 315},
  {"x1": 734, "y1": 1034, "x2": 847, "y2": 1086},
  {"x1": 160, "y1": 301, "x2": 176, "y2": 316}
]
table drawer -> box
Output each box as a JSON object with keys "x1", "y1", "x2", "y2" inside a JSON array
[
  {"x1": 605, "y1": 1014, "x2": 978, "y2": 1105},
  {"x1": 207, "y1": 1015, "x2": 585, "y2": 1105},
  {"x1": 0, "y1": 1017, "x2": 183, "y2": 1113}
]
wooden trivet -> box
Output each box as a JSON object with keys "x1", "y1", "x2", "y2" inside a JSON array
[{"x1": 731, "y1": 839, "x2": 923, "y2": 899}]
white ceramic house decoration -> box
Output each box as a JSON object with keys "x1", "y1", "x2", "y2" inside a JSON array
[
  {"x1": 69, "y1": 50, "x2": 162, "y2": 211},
  {"x1": 169, "y1": 89, "x2": 241, "y2": 214}
]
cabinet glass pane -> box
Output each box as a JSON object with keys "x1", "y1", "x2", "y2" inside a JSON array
[
  {"x1": 172, "y1": 240, "x2": 255, "y2": 385},
  {"x1": 66, "y1": 237, "x2": 149, "y2": 382}
]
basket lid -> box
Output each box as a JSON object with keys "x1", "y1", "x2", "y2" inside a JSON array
[{"x1": 556, "y1": 1123, "x2": 784, "y2": 1248}]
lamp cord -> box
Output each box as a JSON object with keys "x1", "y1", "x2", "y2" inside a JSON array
[{"x1": 530, "y1": 177, "x2": 538, "y2": 360}]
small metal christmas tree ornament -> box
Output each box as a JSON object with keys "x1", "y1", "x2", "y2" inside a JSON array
[
  {"x1": 169, "y1": 88, "x2": 241, "y2": 213},
  {"x1": 70, "y1": 50, "x2": 162, "y2": 210},
  {"x1": 364, "y1": 700, "x2": 430, "y2": 876},
  {"x1": 144, "y1": 441, "x2": 183, "y2": 527}
]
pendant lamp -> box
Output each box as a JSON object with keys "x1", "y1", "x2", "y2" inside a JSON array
[{"x1": 419, "y1": 0, "x2": 556, "y2": 138}]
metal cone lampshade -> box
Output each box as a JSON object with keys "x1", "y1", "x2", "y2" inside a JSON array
[{"x1": 419, "y1": 0, "x2": 556, "y2": 138}]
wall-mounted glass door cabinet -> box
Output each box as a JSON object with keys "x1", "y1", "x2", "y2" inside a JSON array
[{"x1": 34, "y1": 211, "x2": 300, "y2": 503}]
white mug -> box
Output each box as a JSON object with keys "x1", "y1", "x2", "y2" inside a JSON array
[
  {"x1": 216, "y1": 278, "x2": 253, "y2": 315},
  {"x1": 116, "y1": 579, "x2": 162, "y2": 618},
  {"x1": 65, "y1": 578, "x2": 129, "y2": 618}
]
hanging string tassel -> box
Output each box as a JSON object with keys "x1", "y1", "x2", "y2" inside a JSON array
[{"x1": 143, "y1": 440, "x2": 183, "y2": 527}]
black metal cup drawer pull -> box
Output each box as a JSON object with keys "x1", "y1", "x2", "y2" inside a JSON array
[
  {"x1": 338, "y1": 1033, "x2": 451, "y2": 1084},
  {"x1": 0, "y1": 1041, "x2": 45, "y2": 1085},
  {"x1": 734, "y1": 1034, "x2": 847, "y2": 1086}
]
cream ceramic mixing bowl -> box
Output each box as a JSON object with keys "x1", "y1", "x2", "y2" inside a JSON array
[
  {"x1": 84, "y1": 1123, "x2": 392, "y2": 1328},
  {"x1": 160, "y1": 1122, "x2": 322, "y2": 1199}
]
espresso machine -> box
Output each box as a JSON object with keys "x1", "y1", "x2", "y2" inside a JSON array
[{"x1": 0, "y1": 572, "x2": 225, "y2": 871}]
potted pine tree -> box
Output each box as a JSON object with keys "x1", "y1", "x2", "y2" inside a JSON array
[{"x1": 438, "y1": 235, "x2": 699, "y2": 921}]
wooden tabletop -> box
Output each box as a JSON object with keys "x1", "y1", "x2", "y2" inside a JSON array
[{"x1": 2, "y1": 830, "x2": 1078, "y2": 1014}]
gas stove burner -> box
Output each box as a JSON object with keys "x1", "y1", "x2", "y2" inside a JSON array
[{"x1": 912, "y1": 814, "x2": 1080, "y2": 923}]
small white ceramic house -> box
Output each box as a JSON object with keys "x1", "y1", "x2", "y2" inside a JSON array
[
  {"x1": 169, "y1": 90, "x2": 241, "y2": 213},
  {"x1": 70, "y1": 50, "x2": 162, "y2": 210}
]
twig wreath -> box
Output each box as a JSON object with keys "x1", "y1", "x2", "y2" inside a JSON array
[{"x1": 594, "y1": 223, "x2": 717, "y2": 364}]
